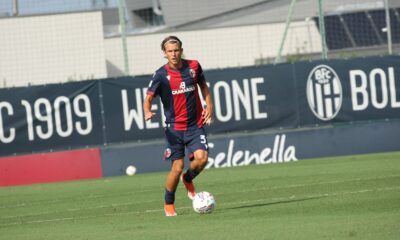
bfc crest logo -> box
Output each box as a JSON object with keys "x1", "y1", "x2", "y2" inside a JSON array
[
  {"x1": 164, "y1": 148, "x2": 171, "y2": 160},
  {"x1": 306, "y1": 65, "x2": 343, "y2": 121},
  {"x1": 190, "y1": 68, "x2": 196, "y2": 79}
]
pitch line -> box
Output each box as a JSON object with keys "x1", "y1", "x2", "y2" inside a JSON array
[
  {"x1": 233, "y1": 174, "x2": 400, "y2": 194},
  {"x1": 1, "y1": 173, "x2": 399, "y2": 218},
  {"x1": 0, "y1": 187, "x2": 160, "y2": 209},
  {"x1": 0, "y1": 185, "x2": 399, "y2": 227},
  {"x1": 1, "y1": 174, "x2": 399, "y2": 210}
]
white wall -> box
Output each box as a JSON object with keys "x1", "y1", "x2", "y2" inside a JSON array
[
  {"x1": 0, "y1": 11, "x2": 107, "y2": 87},
  {"x1": 105, "y1": 20, "x2": 322, "y2": 76},
  {"x1": 0, "y1": 11, "x2": 322, "y2": 87}
]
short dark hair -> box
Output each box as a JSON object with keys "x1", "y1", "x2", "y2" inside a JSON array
[{"x1": 161, "y1": 36, "x2": 182, "y2": 51}]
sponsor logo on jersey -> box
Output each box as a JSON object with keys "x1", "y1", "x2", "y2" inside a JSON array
[
  {"x1": 171, "y1": 81, "x2": 195, "y2": 95},
  {"x1": 306, "y1": 65, "x2": 343, "y2": 121}
]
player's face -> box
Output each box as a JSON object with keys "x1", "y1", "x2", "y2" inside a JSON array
[{"x1": 164, "y1": 42, "x2": 183, "y2": 68}]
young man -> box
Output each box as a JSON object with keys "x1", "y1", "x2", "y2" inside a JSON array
[{"x1": 143, "y1": 36, "x2": 214, "y2": 217}]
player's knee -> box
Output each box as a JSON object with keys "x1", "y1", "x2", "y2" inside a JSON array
[
  {"x1": 171, "y1": 161, "x2": 184, "y2": 176},
  {"x1": 194, "y1": 151, "x2": 208, "y2": 167},
  {"x1": 199, "y1": 157, "x2": 208, "y2": 168}
]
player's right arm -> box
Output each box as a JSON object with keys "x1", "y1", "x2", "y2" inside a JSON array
[
  {"x1": 144, "y1": 72, "x2": 161, "y2": 121},
  {"x1": 143, "y1": 95, "x2": 156, "y2": 121}
]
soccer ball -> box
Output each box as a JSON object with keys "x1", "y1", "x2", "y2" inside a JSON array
[
  {"x1": 192, "y1": 191, "x2": 216, "y2": 214},
  {"x1": 125, "y1": 165, "x2": 137, "y2": 176}
]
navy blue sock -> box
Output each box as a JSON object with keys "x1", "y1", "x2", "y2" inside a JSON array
[
  {"x1": 183, "y1": 168, "x2": 200, "y2": 182},
  {"x1": 164, "y1": 189, "x2": 175, "y2": 204}
]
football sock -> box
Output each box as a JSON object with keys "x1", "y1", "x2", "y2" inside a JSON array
[
  {"x1": 164, "y1": 189, "x2": 175, "y2": 204},
  {"x1": 183, "y1": 168, "x2": 200, "y2": 183}
]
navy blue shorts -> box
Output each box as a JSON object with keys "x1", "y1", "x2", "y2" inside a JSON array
[{"x1": 163, "y1": 125, "x2": 208, "y2": 161}]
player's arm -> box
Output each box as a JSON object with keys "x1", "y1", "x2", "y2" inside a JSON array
[
  {"x1": 144, "y1": 72, "x2": 161, "y2": 121},
  {"x1": 143, "y1": 94, "x2": 156, "y2": 121},
  {"x1": 199, "y1": 81, "x2": 214, "y2": 124}
]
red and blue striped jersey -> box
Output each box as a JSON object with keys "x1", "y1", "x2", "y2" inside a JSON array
[{"x1": 146, "y1": 59, "x2": 206, "y2": 130}]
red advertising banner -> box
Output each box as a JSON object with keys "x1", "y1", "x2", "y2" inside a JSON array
[{"x1": 0, "y1": 148, "x2": 102, "y2": 187}]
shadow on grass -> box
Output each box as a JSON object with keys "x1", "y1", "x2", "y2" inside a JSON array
[{"x1": 223, "y1": 195, "x2": 326, "y2": 211}]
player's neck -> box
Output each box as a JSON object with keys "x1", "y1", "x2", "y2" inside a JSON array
[{"x1": 168, "y1": 60, "x2": 183, "y2": 70}]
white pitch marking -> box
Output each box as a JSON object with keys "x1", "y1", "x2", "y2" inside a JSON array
[
  {"x1": 0, "y1": 186, "x2": 399, "y2": 227},
  {"x1": 1, "y1": 174, "x2": 398, "y2": 210}
]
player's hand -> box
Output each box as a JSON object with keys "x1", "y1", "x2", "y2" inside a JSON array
[
  {"x1": 145, "y1": 111, "x2": 156, "y2": 121},
  {"x1": 202, "y1": 109, "x2": 213, "y2": 126}
]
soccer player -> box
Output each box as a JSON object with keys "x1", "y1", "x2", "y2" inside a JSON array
[{"x1": 143, "y1": 36, "x2": 214, "y2": 217}]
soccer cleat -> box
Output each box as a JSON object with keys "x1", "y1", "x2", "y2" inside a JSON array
[
  {"x1": 164, "y1": 204, "x2": 177, "y2": 217},
  {"x1": 181, "y1": 174, "x2": 196, "y2": 200}
]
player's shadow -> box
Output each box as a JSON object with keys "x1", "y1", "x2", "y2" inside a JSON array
[{"x1": 224, "y1": 195, "x2": 325, "y2": 211}]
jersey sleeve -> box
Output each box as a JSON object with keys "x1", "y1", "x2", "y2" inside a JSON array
[
  {"x1": 146, "y1": 72, "x2": 161, "y2": 97},
  {"x1": 197, "y1": 63, "x2": 207, "y2": 87}
]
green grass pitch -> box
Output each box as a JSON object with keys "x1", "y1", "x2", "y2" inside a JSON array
[{"x1": 1, "y1": 151, "x2": 399, "y2": 240}]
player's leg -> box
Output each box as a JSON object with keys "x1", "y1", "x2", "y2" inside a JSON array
[
  {"x1": 182, "y1": 127, "x2": 209, "y2": 199},
  {"x1": 181, "y1": 149, "x2": 208, "y2": 199},
  {"x1": 166, "y1": 159, "x2": 184, "y2": 191},
  {"x1": 163, "y1": 127, "x2": 185, "y2": 216},
  {"x1": 164, "y1": 159, "x2": 184, "y2": 216},
  {"x1": 190, "y1": 149, "x2": 208, "y2": 171}
]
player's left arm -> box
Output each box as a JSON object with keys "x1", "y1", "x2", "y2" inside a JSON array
[
  {"x1": 197, "y1": 63, "x2": 213, "y2": 125},
  {"x1": 199, "y1": 81, "x2": 213, "y2": 125}
]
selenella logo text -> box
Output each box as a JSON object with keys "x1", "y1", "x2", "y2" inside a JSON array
[{"x1": 205, "y1": 134, "x2": 297, "y2": 169}]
